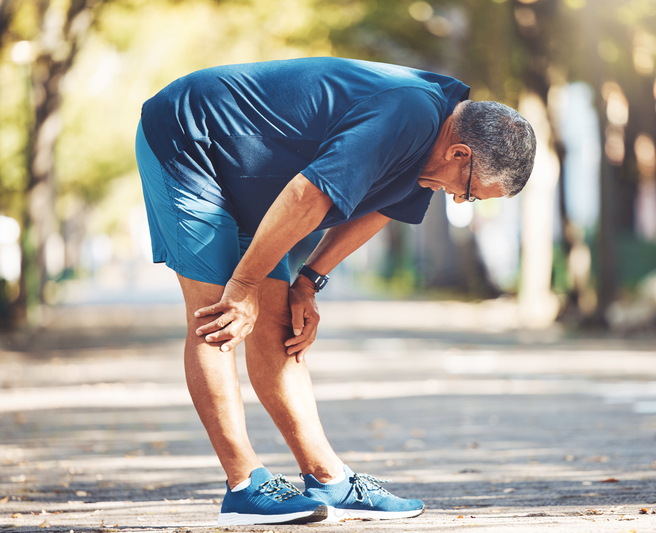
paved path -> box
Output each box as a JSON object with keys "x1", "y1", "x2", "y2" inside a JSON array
[{"x1": 1, "y1": 299, "x2": 655, "y2": 532}]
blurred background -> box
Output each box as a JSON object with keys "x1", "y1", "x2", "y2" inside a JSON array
[{"x1": 0, "y1": 0, "x2": 655, "y2": 332}]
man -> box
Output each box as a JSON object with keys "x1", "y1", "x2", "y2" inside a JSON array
[{"x1": 135, "y1": 57, "x2": 536, "y2": 526}]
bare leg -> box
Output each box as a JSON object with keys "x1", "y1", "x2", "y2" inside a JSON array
[
  {"x1": 245, "y1": 277, "x2": 343, "y2": 483},
  {"x1": 177, "y1": 274, "x2": 262, "y2": 488}
]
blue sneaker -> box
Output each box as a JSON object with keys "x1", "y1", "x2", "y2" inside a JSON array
[
  {"x1": 302, "y1": 465, "x2": 424, "y2": 521},
  {"x1": 217, "y1": 467, "x2": 328, "y2": 525}
]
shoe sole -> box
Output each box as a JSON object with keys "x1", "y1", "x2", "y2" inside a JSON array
[
  {"x1": 217, "y1": 505, "x2": 328, "y2": 526},
  {"x1": 325, "y1": 505, "x2": 425, "y2": 522}
]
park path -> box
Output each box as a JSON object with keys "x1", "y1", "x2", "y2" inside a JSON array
[{"x1": 1, "y1": 286, "x2": 655, "y2": 532}]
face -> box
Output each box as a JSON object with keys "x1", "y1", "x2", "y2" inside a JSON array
[{"x1": 418, "y1": 154, "x2": 506, "y2": 203}]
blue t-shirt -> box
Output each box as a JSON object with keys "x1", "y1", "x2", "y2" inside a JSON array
[{"x1": 141, "y1": 57, "x2": 469, "y2": 236}]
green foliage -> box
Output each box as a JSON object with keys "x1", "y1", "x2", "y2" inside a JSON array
[{"x1": 0, "y1": 0, "x2": 655, "y2": 317}]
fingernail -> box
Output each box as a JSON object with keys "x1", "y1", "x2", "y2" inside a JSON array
[
  {"x1": 196, "y1": 329, "x2": 202, "y2": 335},
  {"x1": 206, "y1": 336, "x2": 212, "y2": 342},
  {"x1": 194, "y1": 312, "x2": 200, "y2": 317},
  {"x1": 294, "y1": 329, "x2": 301, "y2": 336},
  {"x1": 221, "y1": 345, "x2": 229, "y2": 352}
]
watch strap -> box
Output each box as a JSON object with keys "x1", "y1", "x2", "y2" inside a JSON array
[{"x1": 297, "y1": 263, "x2": 329, "y2": 292}]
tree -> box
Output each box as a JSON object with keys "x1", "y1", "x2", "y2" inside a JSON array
[{"x1": 1, "y1": 0, "x2": 103, "y2": 322}]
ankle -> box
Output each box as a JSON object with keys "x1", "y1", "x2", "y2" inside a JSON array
[
  {"x1": 227, "y1": 461, "x2": 265, "y2": 489},
  {"x1": 306, "y1": 463, "x2": 345, "y2": 484}
]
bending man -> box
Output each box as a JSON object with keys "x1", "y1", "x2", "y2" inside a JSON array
[{"x1": 135, "y1": 57, "x2": 536, "y2": 526}]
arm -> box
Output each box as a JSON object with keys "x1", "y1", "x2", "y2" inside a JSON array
[
  {"x1": 194, "y1": 173, "x2": 333, "y2": 351},
  {"x1": 285, "y1": 210, "x2": 390, "y2": 361}
]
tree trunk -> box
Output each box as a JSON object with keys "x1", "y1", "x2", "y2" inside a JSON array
[{"x1": 13, "y1": 0, "x2": 96, "y2": 323}]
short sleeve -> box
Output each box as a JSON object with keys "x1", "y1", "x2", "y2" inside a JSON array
[
  {"x1": 301, "y1": 87, "x2": 442, "y2": 219},
  {"x1": 378, "y1": 185, "x2": 434, "y2": 224}
]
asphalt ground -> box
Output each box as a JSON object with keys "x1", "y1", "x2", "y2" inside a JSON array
[{"x1": 1, "y1": 298, "x2": 656, "y2": 533}]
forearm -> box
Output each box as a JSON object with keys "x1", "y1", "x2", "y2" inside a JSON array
[
  {"x1": 302, "y1": 211, "x2": 391, "y2": 276},
  {"x1": 232, "y1": 173, "x2": 333, "y2": 285},
  {"x1": 285, "y1": 210, "x2": 390, "y2": 360}
]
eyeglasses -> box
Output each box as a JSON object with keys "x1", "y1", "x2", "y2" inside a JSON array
[{"x1": 458, "y1": 155, "x2": 476, "y2": 202}]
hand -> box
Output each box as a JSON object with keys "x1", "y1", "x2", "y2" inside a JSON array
[
  {"x1": 284, "y1": 276, "x2": 320, "y2": 362},
  {"x1": 194, "y1": 277, "x2": 259, "y2": 352}
]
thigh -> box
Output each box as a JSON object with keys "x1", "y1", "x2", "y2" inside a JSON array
[
  {"x1": 238, "y1": 233, "x2": 291, "y2": 284},
  {"x1": 137, "y1": 122, "x2": 241, "y2": 286},
  {"x1": 177, "y1": 274, "x2": 226, "y2": 326}
]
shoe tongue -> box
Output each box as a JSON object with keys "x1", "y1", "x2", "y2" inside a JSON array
[{"x1": 249, "y1": 467, "x2": 274, "y2": 485}]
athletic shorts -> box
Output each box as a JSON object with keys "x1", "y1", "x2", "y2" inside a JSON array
[{"x1": 135, "y1": 120, "x2": 290, "y2": 286}]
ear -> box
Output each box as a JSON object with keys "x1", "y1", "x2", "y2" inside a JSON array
[{"x1": 445, "y1": 143, "x2": 472, "y2": 161}]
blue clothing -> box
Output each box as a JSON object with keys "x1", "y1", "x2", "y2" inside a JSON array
[
  {"x1": 136, "y1": 120, "x2": 290, "y2": 285},
  {"x1": 141, "y1": 57, "x2": 469, "y2": 236}
]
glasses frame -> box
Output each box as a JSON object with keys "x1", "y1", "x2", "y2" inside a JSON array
[{"x1": 458, "y1": 154, "x2": 475, "y2": 202}]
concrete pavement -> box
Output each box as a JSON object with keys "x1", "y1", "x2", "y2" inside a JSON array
[{"x1": 1, "y1": 297, "x2": 656, "y2": 532}]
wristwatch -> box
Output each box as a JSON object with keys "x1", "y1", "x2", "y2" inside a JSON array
[{"x1": 297, "y1": 263, "x2": 330, "y2": 292}]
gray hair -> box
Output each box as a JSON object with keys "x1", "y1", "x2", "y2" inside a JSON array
[{"x1": 452, "y1": 101, "x2": 536, "y2": 197}]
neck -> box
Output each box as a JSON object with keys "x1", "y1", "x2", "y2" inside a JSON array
[{"x1": 422, "y1": 105, "x2": 459, "y2": 176}]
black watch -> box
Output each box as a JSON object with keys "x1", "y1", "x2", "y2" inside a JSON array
[{"x1": 297, "y1": 263, "x2": 329, "y2": 292}]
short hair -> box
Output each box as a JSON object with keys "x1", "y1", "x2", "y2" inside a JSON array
[{"x1": 452, "y1": 101, "x2": 536, "y2": 197}]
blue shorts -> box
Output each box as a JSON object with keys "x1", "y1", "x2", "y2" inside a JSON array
[{"x1": 135, "y1": 120, "x2": 290, "y2": 286}]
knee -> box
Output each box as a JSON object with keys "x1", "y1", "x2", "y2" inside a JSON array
[{"x1": 251, "y1": 307, "x2": 293, "y2": 347}]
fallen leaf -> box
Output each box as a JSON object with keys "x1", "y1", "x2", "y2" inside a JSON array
[
  {"x1": 39, "y1": 520, "x2": 50, "y2": 528},
  {"x1": 584, "y1": 456, "x2": 610, "y2": 463},
  {"x1": 639, "y1": 508, "x2": 649, "y2": 514},
  {"x1": 11, "y1": 513, "x2": 22, "y2": 518},
  {"x1": 457, "y1": 515, "x2": 464, "y2": 519},
  {"x1": 368, "y1": 418, "x2": 387, "y2": 430},
  {"x1": 601, "y1": 478, "x2": 619, "y2": 483},
  {"x1": 585, "y1": 510, "x2": 603, "y2": 515},
  {"x1": 0, "y1": 496, "x2": 9, "y2": 504}
]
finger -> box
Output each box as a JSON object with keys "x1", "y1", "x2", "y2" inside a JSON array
[
  {"x1": 284, "y1": 334, "x2": 304, "y2": 347},
  {"x1": 286, "y1": 337, "x2": 314, "y2": 356},
  {"x1": 194, "y1": 302, "x2": 226, "y2": 318},
  {"x1": 296, "y1": 346, "x2": 311, "y2": 363},
  {"x1": 195, "y1": 312, "x2": 235, "y2": 336},
  {"x1": 284, "y1": 330, "x2": 312, "y2": 350},
  {"x1": 205, "y1": 328, "x2": 236, "y2": 344},
  {"x1": 204, "y1": 318, "x2": 245, "y2": 343},
  {"x1": 290, "y1": 305, "x2": 305, "y2": 337},
  {"x1": 217, "y1": 324, "x2": 253, "y2": 352}
]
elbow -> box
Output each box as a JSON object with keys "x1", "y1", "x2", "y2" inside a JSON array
[{"x1": 291, "y1": 174, "x2": 333, "y2": 211}]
